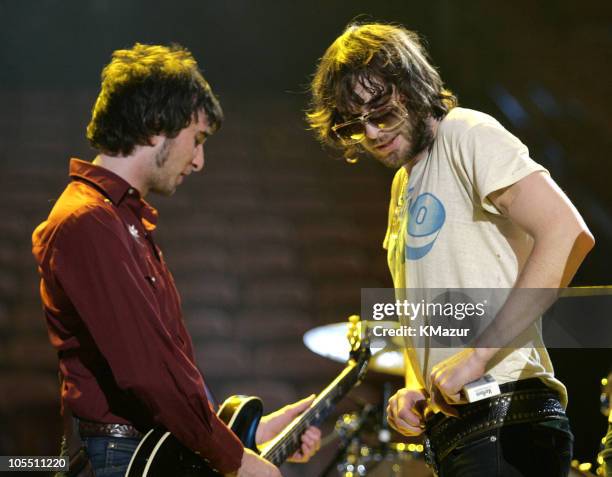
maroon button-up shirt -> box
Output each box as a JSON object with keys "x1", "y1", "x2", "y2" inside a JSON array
[{"x1": 32, "y1": 159, "x2": 243, "y2": 473}]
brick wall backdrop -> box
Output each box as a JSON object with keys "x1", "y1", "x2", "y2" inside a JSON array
[{"x1": 1, "y1": 1, "x2": 611, "y2": 474}]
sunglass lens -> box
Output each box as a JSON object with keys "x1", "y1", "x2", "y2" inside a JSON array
[
  {"x1": 370, "y1": 109, "x2": 404, "y2": 130},
  {"x1": 336, "y1": 122, "x2": 365, "y2": 144}
]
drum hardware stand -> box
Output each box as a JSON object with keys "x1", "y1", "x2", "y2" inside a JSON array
[{"x1": 320, "y1": 402, "x2": 377, "y2": 477}]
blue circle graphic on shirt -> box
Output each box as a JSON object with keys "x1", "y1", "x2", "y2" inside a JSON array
[{"x1": 406, "y1": 192, "x2": 446, "y2": 260}]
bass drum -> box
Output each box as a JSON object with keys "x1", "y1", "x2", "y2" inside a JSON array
[{"x1": 338, "y1": 443, "x2": 433, "y2": 477}]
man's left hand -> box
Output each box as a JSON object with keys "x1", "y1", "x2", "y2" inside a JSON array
[
  {"x1": 430, "y1": 348, "x2": 490, "y2": 409},
  {"x1": 256, "y1": 395, "x2": 322, "y2": 463}
]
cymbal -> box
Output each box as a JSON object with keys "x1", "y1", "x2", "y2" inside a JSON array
[{"x1": 303, "y1": 321, "x2": 405, "y2": 376}]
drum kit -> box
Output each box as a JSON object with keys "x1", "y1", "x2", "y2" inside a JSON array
[{"x1": 304, "y1": 319, "x2": 432, "y2": 476}]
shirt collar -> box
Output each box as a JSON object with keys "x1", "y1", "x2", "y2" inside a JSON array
[{"x1": 68, "y1": 158, "x2": 158, "y2": 228}]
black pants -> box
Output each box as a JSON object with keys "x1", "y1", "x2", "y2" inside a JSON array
[{"x1": 437, "y1": 418, "x2": 573, "y2": 477}]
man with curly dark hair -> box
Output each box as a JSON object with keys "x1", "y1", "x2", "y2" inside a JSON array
[
  {"x1": 33, "y1": 43, "x2": 320, "y2": 477},
  {"x1": 308, "y1": 23, "x2": 594, "y2": 476}
]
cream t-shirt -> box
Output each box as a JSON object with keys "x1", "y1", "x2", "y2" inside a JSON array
[{"x1": 383, "y1": 107, "x2": 567, "y2": 406}]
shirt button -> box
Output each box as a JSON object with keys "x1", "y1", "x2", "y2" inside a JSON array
[
  {"x1": 128, "y1": 188, "x2": 135, "y2": 195},
  {"x1": 151, "y1": 277, "x2": 156, "y2": 283}
]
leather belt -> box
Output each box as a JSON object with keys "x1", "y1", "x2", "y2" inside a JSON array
[
  {"x1": 78, "y1": 420, "x2": 144, "y2": 439},
  {"x1": 424, "y1": 379, "x2": 566, "y2": 468}
]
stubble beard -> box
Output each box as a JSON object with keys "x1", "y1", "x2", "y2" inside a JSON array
[
  {"x1": 384, "y1": 110, "x2": 434, "y2": 169},
  {"x1": 407, "y1": 111, "x2": 435, "y2": 161}
]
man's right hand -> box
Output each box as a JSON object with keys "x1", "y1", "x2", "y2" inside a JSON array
[
  {"x1": 232, "y1": 448, "x2": 281, "y2": 477},
  {"x1": 386, "y1": 387, "x2": 428, "y2": 436}
]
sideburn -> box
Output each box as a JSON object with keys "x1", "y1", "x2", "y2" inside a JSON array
[
  {"x1": 407, "y1": 109, "x2": 435, "y2": 158},
  {"x1": 154, "y1": 138, "x2": 172, "y2": 167}
]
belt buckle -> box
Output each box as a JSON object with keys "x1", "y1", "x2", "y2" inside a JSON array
[{"x1": 423, "y1": 436, "x2": 440, "y2": 476}]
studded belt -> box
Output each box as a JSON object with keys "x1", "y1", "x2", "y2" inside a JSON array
[
  {"x1": 78, "y1": 419, "x2": 144, "y2": 439},
  {"x1": 424, "y1": 379, "x2": 566, "y2": 470}
]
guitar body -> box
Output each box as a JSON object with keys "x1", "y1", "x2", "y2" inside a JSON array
[
  {"x1": 126, "y1": 317, "x2": 370, "y2": 476},
  {"x1": 126, "y1": 395, "x2": 263, "y2": 477}
]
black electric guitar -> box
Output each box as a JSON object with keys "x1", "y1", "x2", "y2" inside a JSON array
[{"x1": 126, "y1": 316, "x2": 370, "y2": 476}]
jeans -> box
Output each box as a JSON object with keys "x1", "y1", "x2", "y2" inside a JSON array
[
  {"x1": 56, "y1": 435, "x2": 141, "y2": 477},
  {"x1": 437, "y1": 418, "x2": 573, "y2": 477}
]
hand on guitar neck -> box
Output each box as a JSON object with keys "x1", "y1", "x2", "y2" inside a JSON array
[
  {"x1": 255, "y1": 395, "x2": 321, "y2": 463},
  {"x1": 229, "y1": 395, "x2": 321, "y2": 477}
]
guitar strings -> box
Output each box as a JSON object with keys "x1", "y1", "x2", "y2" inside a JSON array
[{"x1": 264, "y1": 368, "x2": 357, "y2": 463}]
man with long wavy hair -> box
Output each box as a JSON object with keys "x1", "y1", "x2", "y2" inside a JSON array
[
  {"x1": 33, "y1": 43, "x2": 320, "y2": 477},
  {"x1": 308, "y1": 23, "x2": 594, "y2": 476}
]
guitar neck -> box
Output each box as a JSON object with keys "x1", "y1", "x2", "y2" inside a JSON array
[{"x1": 260, "y1": 359, "x2": 363, "y2": 466}]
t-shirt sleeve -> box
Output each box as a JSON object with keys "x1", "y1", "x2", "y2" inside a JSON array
[{"x1": 457, "y1": 120, "x2": 548, "y2": 215}]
